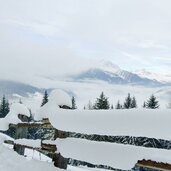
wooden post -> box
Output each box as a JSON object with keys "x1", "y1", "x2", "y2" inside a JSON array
[
  {"x1": 13, "y1": 114, "x2": 29, "y2": 155},
  {"x1": 53, "y1": 153, "x2": 68, "y2": 169}
]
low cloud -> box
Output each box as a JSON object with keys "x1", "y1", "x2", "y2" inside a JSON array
[{"x1": 0, "y1": 0, "x2": 171, "y2": 83}]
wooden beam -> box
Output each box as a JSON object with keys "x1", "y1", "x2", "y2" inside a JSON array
[
  {"x1": 4, "y1": 140, "x2": 56, "y2": 153},
  {"x1": 9, "y1": 122, "x2": 53, "y2": 129},
  {"x1": 136, "y1": 159, "x2": 171, "y2": 171}
]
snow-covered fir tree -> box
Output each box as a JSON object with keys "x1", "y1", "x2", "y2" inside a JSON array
[
  {"x1": 131, "y1": 96, "x2": 137, "y2": 108},
  {"x1": 87, "y1": 100, "x2": 93, "y2": 110},
  {"x1": 123, "y1": 93, "x2": 132, "y2": 109},
  {"x1": 115, "y1": 100, "x2": 122, "y2": 109},
  {"x1": 167, "y1": 100, "x2": 171, "y2": 109},
  {"x1": 93, "y1": 92, "x2": 110, "y2": 110},
  {"x1": 19, "y1": 99, "x2": 23, "y2": 104},
  {"x1": 41, "y1": 90, "x2": 48, "y2": 107},
  {"x1": 71, "y1": 96, "x2": 77, "y2": 109},
  {"x1": 143, "y1": 101, "x2": 146, "y2": 108},
  {"x1": 146, "y1": 94, "x2": 159, "y2": 109},
  {"x1": 0, "y1": 95, "x2": 9, "y2": 118}
]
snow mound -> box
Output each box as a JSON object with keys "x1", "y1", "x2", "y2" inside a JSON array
[
  {"x1": 35, "y1": 102, "x2": 60, "y2": 120},
  {"x1": 49, "y1": 89, "x2": 72, "y2": 107},
  {"x1": 0, "y1": 103, "x2": 30, "y2": 130},
  {"x1": 0, "y1": 142, "x2": 106, "y2": 171},
  {"x1": 35, "y1": 89, "x2": 71, "y2": 120},
  {"x1": 0, "y1": 144, "x2": 60, "y2": 171},
  {"x1": 9, "y1": 103, "x2": 30, "y2": 117},
  {"x1": 0, "y1": 133, "x2": 13, "y2": 144}
]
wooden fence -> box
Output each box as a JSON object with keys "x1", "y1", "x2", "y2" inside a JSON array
[{"x1": 3, "y1": 117, "x2": 171, "y2": 171}]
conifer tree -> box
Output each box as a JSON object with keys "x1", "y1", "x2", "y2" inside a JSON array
[
  {"x1": 87, "y1": 100, "x2": 93, "y2": 110},
  {"x1": 131, "y1": 96, "x2": 137, "y2": 108},
  {"x1": 0, "y1": 95, "x2": 10, "y2": 118},
  {"x1": 19, "y1": 99, "x2": 23, "y2": 104},
  {"x1": 111, "y1": 104, "x2": 114, "y2": 109},
  {"x1": 115, "y1": 100, "x2": 122, "y2": 109},
  {"x1": 71, "y1": 96, "x2": 77, "y2": 109},
  {"x1": 146, "y1": 94, "x2": 159, "y2": 109},
  {"x1": 29, "y1": 109, "x2": 34, "y2": 121},
  {"x1": 41, "y1": 90, "x2": 48, "y2": 107},
  {"x1": 143, "y1": 101, "x2": 146, "y2": 108},
  {"x1": 123, "y1": 93, "x2": 132, "y2": 109},
  {"x1": 168, "y1": 101, "x2": 171, "y2": 109},
  {"x1": 6, "y1": 100, "x2": 9, "y2": 114},
  {"x1": 94, "y1": 92, "x2": 110, "y2": 110}
]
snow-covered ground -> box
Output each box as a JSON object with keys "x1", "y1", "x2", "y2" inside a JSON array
[
  {"x1": 0, "y1": 89, "x2": 171, "y2": 171},
  {"x1": 0, "y1": 133, "x2": 109, "y2": 171},
  {"x1": 0, "y1": 141, "x2": 109, "y2": 171}
]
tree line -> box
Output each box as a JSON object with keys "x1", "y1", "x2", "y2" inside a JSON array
[
  {"x1": 32, "y1": 90, "x2": 171, "y2": 110},
  {"x1": 84, "y1": 92, "x2": 161, "y2": 110},
  {"x1": 0, "y1": 90, "x2": 170, "y2": 118},
  {"x1": 0, "y1": 95, "x2": 9, "y2": 118}
]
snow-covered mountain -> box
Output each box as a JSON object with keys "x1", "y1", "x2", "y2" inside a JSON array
[
  {"x1": 0, "y1": 80, "x2": 43, "y2": 98},
  {"x1": 135, "y1": 69, "x2": 171, "y2": 83},
  {"x1": 71, "y1": 61, "x2": 169, "y2": 87}
]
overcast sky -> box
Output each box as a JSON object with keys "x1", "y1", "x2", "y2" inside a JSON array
[{"x1": 0, "y1": 0, "x2": 171, "y2": 82}]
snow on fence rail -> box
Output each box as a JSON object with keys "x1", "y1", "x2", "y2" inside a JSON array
[{"x1": 36, "y1": 108, "x2": 171, "y2": 140}]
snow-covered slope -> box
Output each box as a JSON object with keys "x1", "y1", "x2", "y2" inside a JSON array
[
  {"x1": 0, "y1": 142, "x2": 109, "y2": 171},
  {"x1": 135, "y1": 69, "x2": 171, "y2": 83},
  {"x1": 0, "y1": 80, "x2": 42, "y2": 97},
  {"x1": 0, "y1": 144, "x2": 60, "y2": 171},
  {"x1": 97, "y1": 60, "x2": 121, "y2": 73}
]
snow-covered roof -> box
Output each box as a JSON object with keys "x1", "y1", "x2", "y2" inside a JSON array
[{"x1": 0, "y1": 103, "x2": 30, "y2": 130}]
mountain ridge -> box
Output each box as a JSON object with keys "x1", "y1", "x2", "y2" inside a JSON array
[
  {"x1": 70, "y1": 61, "x2": 171, "y2": 87},
  {"x1": 0, "y1": 80, "x2": 43, "y2": 98},
  {"x1": 135, "y1": 69, "x2": 171, "y2": 83}
]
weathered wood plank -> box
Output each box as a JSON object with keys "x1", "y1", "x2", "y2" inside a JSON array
[
  {"x1": 136, "y1": 159, "x2": 171, "y2": 171},
  {"x1": 4, "y1": 140, "x2": 56, "y2": 154}
]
